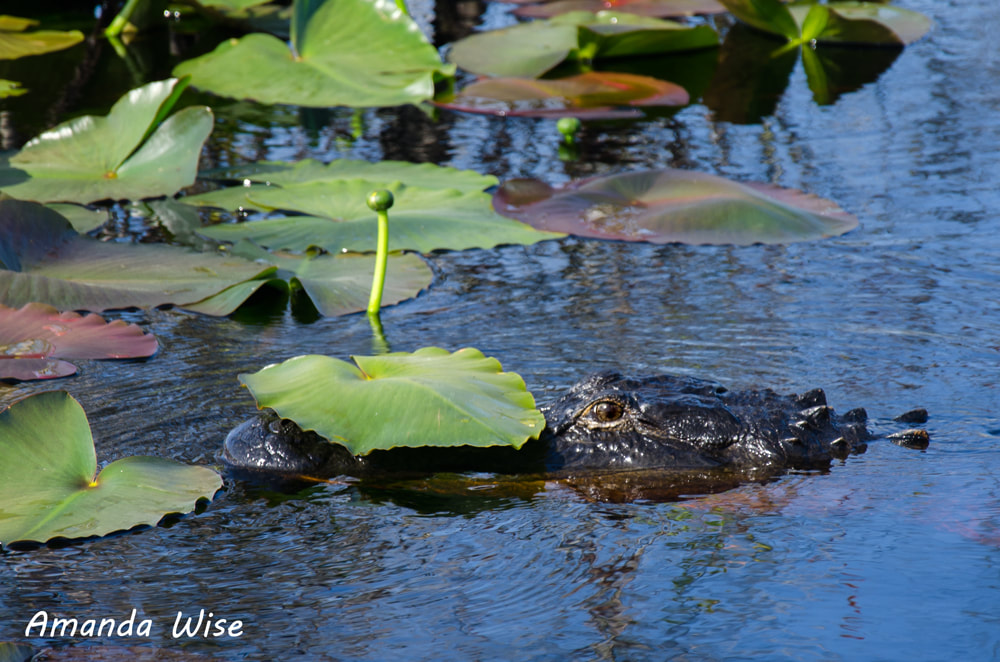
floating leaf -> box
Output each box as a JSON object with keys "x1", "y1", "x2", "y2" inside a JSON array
[
  {"x1": 230, "y1": 240, "x2": 432, "y2": 316},
  {"x1": 0, "y1": 199, "x2": 276, "y2": 314},
  {"x1": 240, "y1": 348, "x2": 546, "y2": 455},
  {"x1": 173, "y1": 0, "x2": 454, "y2": 108},
  {"x1": 448, "y1": 11, "x2": 718, "y2": 78},
  {"x1": 511, "y1": 0, "x2": 727, "y2": 19},
  {"x1": 719, "y1": 0, "x2": 930, "y2": 46},
  {"x1": 198, "y1": 180, "x2": 563, "y2": 253},
  {"x1": 0, "y1": 15, "x2": 84, "y2": 60},
  {"x1": 0, "y1": 78, "x2": 213, "y2": 203},
  {"x1": 186, "y1": 158, "x2": 498, "y2": 211},
  {"x1": 0, "y1": 79, "x2": 26, "y2": 98},
  {"x1": 435, "y1": 71, "x2": 689, "y2": 118},
  {"x1": 0, "y1": 302, "x2": 158, "y2": 381},
  {"x1": 0, "y1": 391, "x2": 222, "y2": 546},
  {"x1": 493, "y1": 169, "x2": 858, "y2": 245}
]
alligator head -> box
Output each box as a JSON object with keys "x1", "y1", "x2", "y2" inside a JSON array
[{"x1": 541, "y1": 372, "x2": 873, "y2": 474}]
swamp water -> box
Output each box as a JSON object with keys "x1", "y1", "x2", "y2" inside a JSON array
[{"x1": 2, "y1": 0, "x2": 1000, "y2": 659}]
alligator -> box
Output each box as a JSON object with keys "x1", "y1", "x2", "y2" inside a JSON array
[{"x1": 222, "y1": 371, "x2": 929, "y2": 491}]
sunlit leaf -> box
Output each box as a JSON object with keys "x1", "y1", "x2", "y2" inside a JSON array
[
  {"x1": 198, "y1": 180, "x2": 563, "y2": 253},
  {"x1": 173, "y1": 0, "x2": 454, "y2": 107},
  {"x1": 0, "y1": 78, "x2": 213, "y2": 203},
  {"x1": 240, "y1": 348, "x2": 546, "y2": 455},
  {"x1": 511, "y1": 0, "x2": 727, "y2": 19},
  {"x1": 493, "y1": 169, "x2": 858, "y2": 245},
  {"x1": 0, "y1": 199, "x2": 276, "y2": 314},
  {"x1": 448, "y1": 11, "x2": 718, "y2": 78},
  {"x1": 0, "y1": 391, "x2": 222, "y2": 546},
  {"x1": 230, "y1": 240, "x2": 432, "y2": 316},
  {"x1": 0, "y1": 79, "x2": 26, "y2": 97},
  {"x1": 0, "y1": 15, "x2": 83, "y2": 60},
  {"x1": 0, "y1": 302, "x2": 157, "y2": 381},
  {"x1": 435, "y1": 71, "x2": 689, "y2": 118}
]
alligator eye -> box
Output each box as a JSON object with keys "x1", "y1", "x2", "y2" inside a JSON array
[{"x1": 591, "y1": 400, "x2": 624, "y2": 423}]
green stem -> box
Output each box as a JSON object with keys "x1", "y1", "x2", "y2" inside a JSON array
[
  {"x1": 367, "y1": 208, "x2": 389, "y2": 318},
  {"x1": 105, "y1": 0, "x2": 144, "y2": 37},
  {"x1": 395, "y1": 0, "x2": 410, "y2": 17}
]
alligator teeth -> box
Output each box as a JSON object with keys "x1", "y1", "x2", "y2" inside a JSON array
[
  {"x1": 800, "y1": 405, "x2": 833, "y2": 428},
  {"x1": 795, "y1": 388, "x2": 827, "y2": 409}
]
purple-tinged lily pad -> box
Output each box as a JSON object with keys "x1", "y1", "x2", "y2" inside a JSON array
[
  {"x1": 511, "y1": 0, "x2": 726, "y2": 19},
  {"x1": 435, "y1": 71, "x2": 688, "y2": 118},
  {"x1": 493, "y1": 169, "x2": 858, "y2": 245},
  {"x1": 0, "y1": 303, "x2": 157, "y2": 381}
]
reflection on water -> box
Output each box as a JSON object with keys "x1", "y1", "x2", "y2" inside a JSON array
[{"x1": 3, "y1": 0, "x2": 1000, "y2": 659}]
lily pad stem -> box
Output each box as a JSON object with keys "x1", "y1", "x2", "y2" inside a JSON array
[
  {"x1": 105, "y1": 0, "x2": 143, "y2": 37},
  {"x1": 395, "y1": 0, "x2": 410, "y2": 17},
  {"x1": 366, "y1": 190, "x2": 394, "y2": 319}
]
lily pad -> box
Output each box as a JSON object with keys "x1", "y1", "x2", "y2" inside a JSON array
[
  {"x1": 0, "y1": 79, "x2": 26, "y2": 98},
  {"x1": 240, "y1": 347, "x2": 546, "y2": 455},
  {"x1": 719, "y1": 0, "x2": 931, "y2": 46},
  {"x1": 0, "y1": 302, "x2": 158, "y2": 381},
  {"x1": 0, "y1": 391, "x2": 222, "y2": 546},
  {"x1": 492, "y1": 169, "x2": 858, "y2": 245},
  {"x1": 0, "y1": 78, "x2": 213, "y2": 203},
  {"x1": 230, "y1": 240, "x2": 432, "y2": 316},
  {"x1": 185, "y1": 158, "x2": 498, "y2": 211},
  {"x1": 0, "y1": 15, "x2": 83, "y2": 60},
  {"x1": 0, "y1": 199, "x2": 276, "y2": 314},
  {"x1": 173, "y1": 0, "x2": 454, "y2": 108},
  {"x1": 511, "y1": 0, "x2": 727, "y2": 19},
  {"x1": 448, "y1": 11, "x2": 719, "y2": 78},
  {"x1": 198, "y1": 179, "x2": 563, "y2": 253},
  {"x1": 434, "y1": 71, "x2": 689, "y2": 118}
]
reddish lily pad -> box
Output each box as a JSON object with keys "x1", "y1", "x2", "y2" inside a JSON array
[
  {"x1": 493, "y1": 169, "x2": 858, "y2": 245},
  {"x1": 435, "y1": 71, "x2": 688, "y2": 118},
  {"x1": 511, "y1": 0, "x2": 727, "y2": 19},
  {"x1": 0, "y1": 303, "x2": 157, "y2": 381}
]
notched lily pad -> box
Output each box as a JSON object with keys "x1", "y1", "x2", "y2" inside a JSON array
[
  {"x1": 448, "y1": 11, "x2": 719, "y2": 78},
  {"x1": 0, "y1": 302, "x2": 158, "y2": 381},
  {"x1": 173, "y1": 0, "x2": 454, "y2": 108},
  {"x1": 0, "y1": 391, "x2": 222, "y2": 546},
  {"x1": 435, "y1": 71, "x2": 689, "y2": 118},
  {"x1": 0, "y1": 199, "x2": 276, "y2": 315},
  {"x1": 493, "y1": 169, "x2": 858, "y2": 245},
  {"x1": 0, "y1": 78, "x2": 213, "y2": 203},
  {"x1": 240, "y1": 347, "x2": 546, "y2": 456},
  {"x1": 719, "y1": 0, "x2": 931, "y2": 46}
]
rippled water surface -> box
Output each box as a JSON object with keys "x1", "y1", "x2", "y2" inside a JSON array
[{"x1": 3, "y1": 0, "x2": 1000, "y2": 659}]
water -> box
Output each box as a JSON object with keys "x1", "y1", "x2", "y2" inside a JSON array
[{"x1": 3, "y1": 0, "x2": 1000, "y2": 659}]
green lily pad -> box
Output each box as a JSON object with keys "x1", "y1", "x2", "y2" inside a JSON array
[
  {"x1": 719, "y1": 0, "x2": 931, "y2": 46},
  {"x1": 173, "y1": 0, "x2": 454, "y2": 108},
  {"x1": 186, "y1": 158, "x2": 498, "y2": 211},
  {"x1": 0, "y1": 302, "x2": 158, "y2": 381},
  {"x1": 198, "y1": 179, "x2": 562, "y2": 253},
  {"x1": 0, "y1": 391, "x2": 222, "y2": 546},
  {"x1": 511, "y1": 0, "x2": 727, "y2": 19},
  {"x1": 434, "y1": 71, "x2": 689, "y2": 118},
  {"x1": 0, "y1": 78, "x2": 213, "y2": 204},
  {"x1": 448, "y1": 10, "x2": 719, "y2": 78},
  {"x1": 0, "y1": 15, "x2": 84, "y2": 60},
  {"x1": 493, "y1": 169, "x2": 858, "y2": 245},
  {"x1": 230, "y1": 240, "x2": 432, "y2": 316},
  {"x1": 0, "y1": 79, "x2": 26, "y2": 98},
  {"x1": 0, "y1": 199, "x2": 276, "y2": 314},
  {"x1": 240, "y1": 348, "x2": 546, "y2": 455}
]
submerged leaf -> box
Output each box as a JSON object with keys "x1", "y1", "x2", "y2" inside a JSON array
[
  {"x1": 0, "y1": 302, "x2": 158, "y2": 381},
  {"x1": 0, "y1": 78, "x2": 213, "y2": 203},
  {"x1": 0, "y1": 391, "x2": 222, "y2": 546},
  {"x1": 0, "y1": 199, "x2": 276, "y2": 314},
  {"x1": 240, "y1": 348, "x2": 546, "y2": 455},
  {"x1": 448, "y1": 11, "x2": 718, "y2": 78},
  {"x1": 435, "y1": 71, "x2": 689, "y2": 118},
  {"x1": 493, "y1": 169, "x2": 858, "y2": 245},
  {"x1": 173, "y1": 0, "x2": 453, "y2": 107}
]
